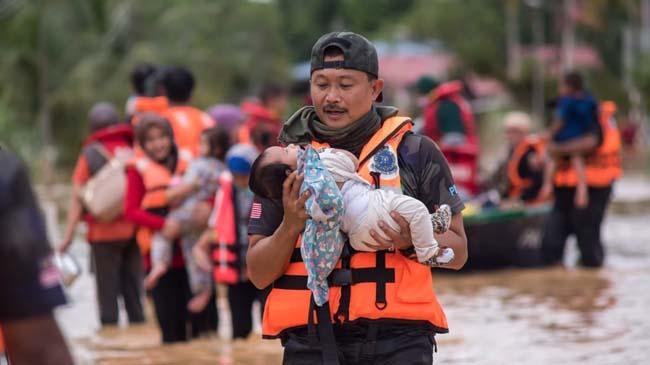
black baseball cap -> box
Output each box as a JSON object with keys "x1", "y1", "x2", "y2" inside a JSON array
[
  {"x1": 310, "y1": 31, "x2": 382, "y2": 101},
  {"x1": 311, "y1": 32, "x2": 379, "y2": 76}
]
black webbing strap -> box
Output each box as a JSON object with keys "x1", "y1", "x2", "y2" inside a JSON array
[
  {"x1": 369, "y1": 171, "x2": 381, "y2": 189},
  {"x1": 375, "y1": 251, "x2": 388, "y2": 310},
  {"x1": 289, "y1": 247, "x2": 303, "y2": 263},
  {"x1": 334, "y1": 243, "x2": 352, "y2": 324},
  {"x1": 273, "y1": 266, "x2": 396, "y2": 289},
  {"x1": 307, "y1": 297, "x2": 340, "y2": 365}
]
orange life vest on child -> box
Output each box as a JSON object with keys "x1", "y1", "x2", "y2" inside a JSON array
[
  {"x1": 261, "y1": 116, "x2": 449, "y2": 339},
  {"x1": 554, "y1": 101, "x2": 622, "y2": 188},
  {"x1": 507, "y1": 135, "x2": 546, "y2": 202},
  {"x1": 128, "y1": 155, "x2": 189, "y2": 254}
]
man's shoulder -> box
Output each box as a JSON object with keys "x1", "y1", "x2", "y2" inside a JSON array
[{"x1": 397, "y1": 132, "x2": 439, "y2": 157}]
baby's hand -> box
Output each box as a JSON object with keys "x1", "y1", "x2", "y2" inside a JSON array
[{"x1": 431, "y1": 204, "x2": 452, "y2": 234}]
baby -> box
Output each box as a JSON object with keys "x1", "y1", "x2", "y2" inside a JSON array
[{"x1": 250, "y1": 144, "x2": 454, "y2": 265}]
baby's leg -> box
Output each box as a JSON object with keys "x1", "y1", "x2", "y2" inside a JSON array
[
  {"x1": 389, "y1": 195, "x2": 439, "y2": 262},
  {"x1": 144, "y1": 232, "x2": 173, "y2": 290},
  {"x1": 181, "y1": 234, "x2": 213, "y2": 293},
  {"x1": 167, "y1": 199, "x2": 199, "y2": 236},
  {"x1": 572, "y1": 155, "x2": 589, "y2": 208},
  {"x1": 182, "y1": 234, "x2": 214, "y2": 313}
]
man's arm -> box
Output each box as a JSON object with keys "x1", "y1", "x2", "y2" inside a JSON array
[
  {"x1": 547, "y1": 102, "x2": 603, "y2": 156},
  {"x1": 547, "y1": 134, "x2": 599, "y2": 156},
  {"x1": 3, "y1": 315, "x2": 73, "y2": 365},
  {"x1": 434, "y1": 213, "x2": 467, "y2": 270},
  {"x1": 247, "y1": 172, "x2": 310, "y2": 289}
]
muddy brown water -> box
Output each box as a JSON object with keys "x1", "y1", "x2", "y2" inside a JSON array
[{"x1": 55, "y1": 212, "x2": 650, "y2": 365}]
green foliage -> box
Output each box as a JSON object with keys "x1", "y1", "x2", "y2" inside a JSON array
[
  {"x1": 0, "y1": 0, "x2": 644, "y2": 173},
  {"x1": 400, "y1": 0, "x2": 506, "y2": 77}
]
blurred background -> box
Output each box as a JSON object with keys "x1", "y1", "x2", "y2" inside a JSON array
[
  {"x1": 2, "y1": 0, "x2": 649, "y2": 174},
  {"x1": 1, "y1": 0, "x2": 650, "y2": 364}
]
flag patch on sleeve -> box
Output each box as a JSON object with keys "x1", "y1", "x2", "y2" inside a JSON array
[{"x1": 250, "y1": 202, "x2": 262, "y2": 219}]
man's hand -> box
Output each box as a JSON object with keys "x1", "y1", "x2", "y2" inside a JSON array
[
  {"x1": 281, "y1": 171, "x2": 310, "y2": 233},
  {"x1": 367, "y1": 211, "x2": 413, "y2": 251}
]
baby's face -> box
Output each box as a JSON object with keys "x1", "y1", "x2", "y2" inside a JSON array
[{"x1": 264, "y1": 144, "x2": 301, "y2": 169}]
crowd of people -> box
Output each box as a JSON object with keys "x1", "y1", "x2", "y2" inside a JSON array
[
  {"x1": 55, "y1": 64, "x2": 288, "y2": 343},
  {"x1": 0, "y1": 30, "x2": 624, "y2": 364}
]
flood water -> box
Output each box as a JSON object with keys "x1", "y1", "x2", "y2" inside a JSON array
[{"x1": 55, "y1": 211, "x2": 650, "y2": 365}]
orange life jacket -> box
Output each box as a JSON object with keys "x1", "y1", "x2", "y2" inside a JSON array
[
  {"x1": 129, "y1": 155, "x2": 189, "y2": 254},
  {"x1": 134, "y1": 96, "x2": 169, "y2": 115},
  {"x1": 507, "y1": 135, "x2": 546, "y2": 202},
  {"x1": 0, "y1": 327, "x2": 4, "y2": 353},
  {"x1": 211, "y1": 171, "x2": 241, "y2": 284},
  {"x1": 163, "y1": 106, "x2": 216, "y2": 159},
  {"x1": 554, "y1": 101, "x2": 623, "y2": 188},
  {"x1": 129, "y1": 96, "x2": 170, "y2": 126},
  {"x1": 261, "y1": 116, "x2": 449, "y2": 339}
]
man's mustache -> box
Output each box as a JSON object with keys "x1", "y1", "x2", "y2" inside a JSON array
[{"x1": 323, "y1": 105, "x2": 346, "y2": 113}]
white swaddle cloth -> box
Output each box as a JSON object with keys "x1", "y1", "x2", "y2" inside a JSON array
[{"x1": 317, "y1": 148, "x2": 453, "y2": 264}]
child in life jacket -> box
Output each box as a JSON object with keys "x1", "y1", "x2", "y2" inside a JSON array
[{"x1": 145, "y1": 126, "x2": 231, "y2": 312}]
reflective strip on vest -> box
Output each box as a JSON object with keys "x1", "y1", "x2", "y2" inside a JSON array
[{"x1": 261, "y1": 116, "x2": 449, "y2": 338}]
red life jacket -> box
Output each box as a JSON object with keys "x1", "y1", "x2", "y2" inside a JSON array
[
  {"x1": 81, "y1": 124, "x2": 135, "y2": 243},
  {"x1": 211, "y1": 171, "x2": 240, "y2": 284},
  {"x1": 423, "y1": 81, "x2": 477, "y2": 144}
]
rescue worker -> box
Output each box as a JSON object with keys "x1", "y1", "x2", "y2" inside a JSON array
[
  {"x1": 124, "y1": 114, "x2": 217, "y2": 343},
  {"x1": 238, "y1": 83, "x2": 288, "y2": 151},
  {"x1": 501, "y1": 111, "x2": 546, "y2": 205},
  {"x1": 415, "y1": 75, "x2": 477, "y2": 145},
  {"x1": 415, "y1": 75, "x2": 479, "y2": 196},
  {"x1": 57, "y1": 102, "x2": 144, "y2": 326},
  {"x1": 160, "y1": 66, "x2": 215, "y2": 158},
  {"x1": 247, "y1": 32, "x2": 468, "y2": 364},
  {"x1": 0, "y1": 149, "x2": 73, "y2": 365},
  {"x1": 541, "y1": 100, "x2": 622, "y2": 268}
]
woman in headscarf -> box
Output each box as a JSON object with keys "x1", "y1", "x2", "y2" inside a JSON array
[{"x1": 123, "y1": 113, "x2": 216, "y2": 343}]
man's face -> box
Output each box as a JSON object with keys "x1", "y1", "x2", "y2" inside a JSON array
[
  {"x1": 310, "y1": 54, "x2": 384, "y2": 129},
  {"x1": 505, "y1": 126, "x2": 526, "y2": 148}
]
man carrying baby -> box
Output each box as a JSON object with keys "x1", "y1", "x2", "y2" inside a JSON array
[{"x1": 246, "y1": 31, "x2": 468, "y2": 364}]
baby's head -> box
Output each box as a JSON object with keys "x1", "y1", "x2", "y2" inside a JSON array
[{"x1": 249, "y1": 145, "x2": 302, "y2": 199}]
